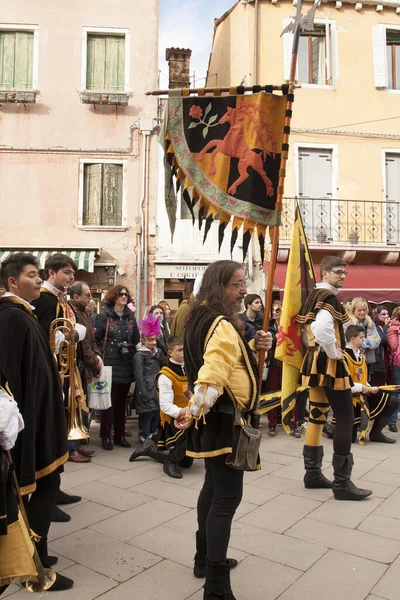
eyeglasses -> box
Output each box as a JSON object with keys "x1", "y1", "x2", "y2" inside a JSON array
[
  {"x1": 272, "y1": 308, "x2": 282, "y2": 314},
  {"x1": 378, "y1": 313, "x2": 389, "y2": 318},
  {"x1": 330, "y1": 269, "x2": 348, "y2": 277},
  {"x1": 231, "y1": 280, "x2": 247, "y2": 289},
  {"x1": 118, "y1": 292, "x2": 128, "y2": 297}
]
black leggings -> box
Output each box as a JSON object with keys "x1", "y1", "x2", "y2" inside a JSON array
[
  {"x1": 23, "y1": 471, "x2": 60, "y2": 559},
  {"x1": 197, "y1": 455, "x2": 243, "y2": 563},
  {"x1": 325, "y1": 388, "x2": 354, "y2": 455}
]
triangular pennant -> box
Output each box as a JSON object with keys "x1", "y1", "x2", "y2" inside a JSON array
[
  {"x1": 230, "y1": 216, "x2": 243, "y2": 256},
  {"x1": 257, "y1": 223, "x2": 267, "y2": 262}
]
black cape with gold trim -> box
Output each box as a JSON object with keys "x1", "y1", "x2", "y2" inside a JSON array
[
  {"x1": 296, "y1": 288, "x2": 352, "y2": 391},
  {"x1": 184, "y1": 304, "x2": 259, "y2": 460},
  {"x1": 0, "y1": 298, "x2": 68, "y2": 496}
]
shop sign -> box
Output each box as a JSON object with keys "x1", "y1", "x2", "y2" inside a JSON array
[{"x1": 155, "y1": 263, "x2": 208, "y2": 279}]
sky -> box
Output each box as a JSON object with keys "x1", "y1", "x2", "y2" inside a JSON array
[{"x1": 158, "y1": 0, "x2": 236, "y2": 88}]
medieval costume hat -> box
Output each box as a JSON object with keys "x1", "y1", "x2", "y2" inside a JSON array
[{"x1": 140, "y1": 313, "x2": 162, "y2": 337}]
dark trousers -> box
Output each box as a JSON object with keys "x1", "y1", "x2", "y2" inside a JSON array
[
  {"x1": 197, "y1": 455, "x2": 243, "y2": 563},
  {"x1": 100, "y1": 382, "x2": 130, "y2": 439},
  {"x1": 23, "y1": 471, "x2": 60, "y2": 560},
  {"x1": 326, "y1": 388, "x2": 354, "y2": 455},
  {"x1": 138, "y1": 410, "x2": 159, "y2": 439}
]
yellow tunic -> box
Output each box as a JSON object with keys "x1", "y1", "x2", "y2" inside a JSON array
[{"x1": 195, "y1": 319, "x2": 257, "y2": 411}]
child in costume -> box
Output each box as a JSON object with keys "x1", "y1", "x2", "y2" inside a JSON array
[
  {"x1": 157, "y1": 336, "x2": 193, "y2": 479},
  {"x1": 342, "y1": 325, "x2": 397, "y2": 445},
  {"x1": 132, "y1": 313, "x2": 163, "y2": 442},
  {"x1": 129, "y1": 337, "x2": 193, "y2": 479}
]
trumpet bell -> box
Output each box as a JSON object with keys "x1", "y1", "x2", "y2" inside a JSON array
[
  {"x1": 25, "y1": 567, "x2": 57, "y2": 592},
  {"x1": 68, "y1": 425, "x2": 89, "y2": 441}
]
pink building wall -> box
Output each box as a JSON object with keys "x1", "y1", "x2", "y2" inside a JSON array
[{"x1": 0, "y1": 0, "x2": 159, "y2": 304}]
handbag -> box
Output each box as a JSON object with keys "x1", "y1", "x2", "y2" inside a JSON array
[
  {"x1": 229, "y1": 407, "x2": 262, "y2": 472},
  {"x1": 88, "y1": 366, "x2": 112, "y2": 410}
]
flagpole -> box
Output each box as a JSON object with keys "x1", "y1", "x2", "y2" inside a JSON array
[{"x1": 258, "y1": 0, "x2": 303, "y2": 392}]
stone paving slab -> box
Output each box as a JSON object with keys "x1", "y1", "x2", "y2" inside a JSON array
[
  {"x1": 278, "y1": 549, "x2": 387, "y2": 600},
  {"x1": 50, "y1": 529, "x2": 162, "y2": 582},
  {"x1": 372, "y1": 554, "x2": 400, "y2": 599},
  {"x1": 229, "y1": 521, "x2": 328, "y2": 570},
  {"x1": 229, "y1": 555, "x2": 301, "y2": 600},
  {"x1": 308, "y1": 495, "x2": 384, "y2": 529},
  {"x1": 358, "y1": 513, "x2": 400, "y2": 541},
  {"x1": 48, "y1": 501, "x2": 119, "y2": 542},
  {"x1": 66, "y1": 481, "x2": 152, "y2": 511},
  {"x1": 96, "y1": 560, "x2": 202, "y2": 600},
  {"x1": 285, "y1": 517, "x2": 400, "y2": 563},
  {"x1": 237, "y1": 493, "x2": 321, "y2": 533}
]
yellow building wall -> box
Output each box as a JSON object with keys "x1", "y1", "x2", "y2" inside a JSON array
[{"x1": 207, "y1": 0, "x2": 400, "y2": 206}]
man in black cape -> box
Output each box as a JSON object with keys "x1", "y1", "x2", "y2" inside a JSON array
[{"x1": 0, "y1": 253, "x2": 73, "y2": 591}]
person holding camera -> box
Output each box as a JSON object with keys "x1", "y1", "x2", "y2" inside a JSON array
[{"x1": 94, "y1": 285, "x2": 140, "y2": 450}]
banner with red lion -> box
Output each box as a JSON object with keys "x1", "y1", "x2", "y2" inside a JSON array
[{"x1": 162, "y1": 90, "x2": 288, "y2": 258}]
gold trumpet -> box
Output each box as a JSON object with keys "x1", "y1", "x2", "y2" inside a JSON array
[
  {"x1": 5, "y1": 452, "x2": 57, "y2": 592},
  {"x1": 49, "y1": 318, "x2": 89, "y2": 441}
]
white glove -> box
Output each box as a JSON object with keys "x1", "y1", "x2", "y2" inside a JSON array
[
  {"x1": 0, "y1": 390, "x2": 24, "y2": 451},
  {"x1": 75, "y1": 323, "x2": 87, "y2": 341},
  {"x1": 189, "y1": 384, "x2": 219, "y2": 418}
]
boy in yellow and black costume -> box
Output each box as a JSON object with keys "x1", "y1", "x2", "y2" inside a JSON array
[{"x1": 341, "y1": 325, "x2": 398, "y2": 445}]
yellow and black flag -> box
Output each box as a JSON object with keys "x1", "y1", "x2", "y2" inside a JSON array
[{"x1": 275, "y1": 205, "x2": 315, "y2": 433}]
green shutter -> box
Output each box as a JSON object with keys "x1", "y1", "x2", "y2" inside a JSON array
[
  {"x1": 105, "y1": 36, "x2": 125, "y2": 91},
  {"x1": 86, "y1": 34, "x2": 124, "y2": 91},
  {"x1": 0, "y1": 31, "x2": 33, "y2": 90},
  {"x1": 0, "y1": 32, "x2": 16, "y2": 89},
  {"x1": 83, "y1": 164, "x2": 103, "y2": 225},
  {"x1": 102, "y1": 164, "x2": 123, "y2": 226},
  {"x1": 86, "y1": 35, "x2": 106, "y2": 91},
  {"x1": 14, "y1": 32, "x2": 33, "y2": 89}
]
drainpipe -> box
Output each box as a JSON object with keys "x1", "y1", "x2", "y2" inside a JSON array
[
  {"x1": 138, "y1": 118, "x2": 155, "y2": 318},
  {"x1": 253, "y1": 0, "x2": 259, "y2": 85}
]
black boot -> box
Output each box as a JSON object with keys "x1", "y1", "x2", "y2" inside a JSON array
[
  {"x1": 203, "y1": 559, "x2": 236, "y2": 600},
  {"x1": 194, "y1": 532, "x2": 238, "y2": 579},
  {"x1": 51, "y1": 505, "x2": 71, "y2": 522},
  {"x1": 303, "y1": 445, "x2": 333, "y2": 489},
  {"x1": 163, "y1": 458, "x2": 182, "y2": 479},
  {"x1": 332, "y1": 453, "x2": 372, "y2": 501},
  {"x1": 129, "y1": 437, "x2": 168, "y2": 463},
  {"x1": 114, "y1": 435, "x2": 131, "y2": 448},
  {"x1": 369, "y1": 429, "x2": 396, "y2": 444}
]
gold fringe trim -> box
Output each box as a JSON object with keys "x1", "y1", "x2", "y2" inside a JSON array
[
  {"x1": 20, "y1": 452, "x2": 69, "y2": 496},
  {"x1": 186, "y1": 447, "x2": 232, "y2": 459}
]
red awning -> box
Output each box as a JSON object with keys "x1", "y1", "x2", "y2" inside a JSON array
[{"x1": 273, "y1": 263, "x2": 400, "y2": 304}]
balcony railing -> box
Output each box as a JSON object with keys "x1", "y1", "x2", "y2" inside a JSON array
[{"x1": 281, "y1": 197, "x2": 400, "y2": 246}]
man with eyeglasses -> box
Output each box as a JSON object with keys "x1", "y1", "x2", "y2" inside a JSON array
[{"x1": 296, "y1": 255, "x2": 373, "y2": 501}]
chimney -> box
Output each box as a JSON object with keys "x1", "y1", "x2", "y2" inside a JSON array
[{"x1": 165, "y1": 47, "x2": 192, "y2": 89}]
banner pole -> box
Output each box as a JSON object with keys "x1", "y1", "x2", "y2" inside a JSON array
[{"x1": 257, "y1": 0, "x2": 303, "y2": 394}]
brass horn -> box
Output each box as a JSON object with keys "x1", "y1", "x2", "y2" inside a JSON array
[
  {"x1": 5, "y1": 452, "x2": 57, "y2": 592},
  {"x1": 49, "y1": 318, "x2": 89, "y2": 441}
]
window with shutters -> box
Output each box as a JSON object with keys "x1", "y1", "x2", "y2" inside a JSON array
[
  {"x1": 283, "y1": 20, "x2": 337, "y2": 86},
  {"x1": 82, "y1": 163, "x2": 123, "y2": 227},
  {"x1": 372, "y1": 25, "x2": 400, "y2": 90},
  {"x1": 387, "y1": 30, "x2": 400, "y2": 90},
  {"x1": 296, "y1": 145, "x2": 338, "y2": 241},
  {"x1": 0, "y1": 30, "x2": 34, "y2": 90},
  {"x1": 81, "y1": 28, "x2": 130, "y2": 93}
]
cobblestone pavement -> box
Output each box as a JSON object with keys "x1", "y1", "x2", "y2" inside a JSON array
[{"x1": 5, "y1": 417, "x2": 400, "y2": 600}]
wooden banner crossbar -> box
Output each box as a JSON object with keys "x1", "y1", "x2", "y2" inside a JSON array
[{"x1": 146, "y1": 84, "x2": 296, "y2": 97}]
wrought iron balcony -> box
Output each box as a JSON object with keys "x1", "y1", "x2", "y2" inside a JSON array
[{"x1": 281, "y1": 197, "x2": 400, "y2": 246}]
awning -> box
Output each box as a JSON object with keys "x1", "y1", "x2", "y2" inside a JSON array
[
  {"x1": 0, "y1": 249, "x2": 98, "y2": 273},
  {"x1": 273, "y1": 263, "x2": 400, "y2": 303}
]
